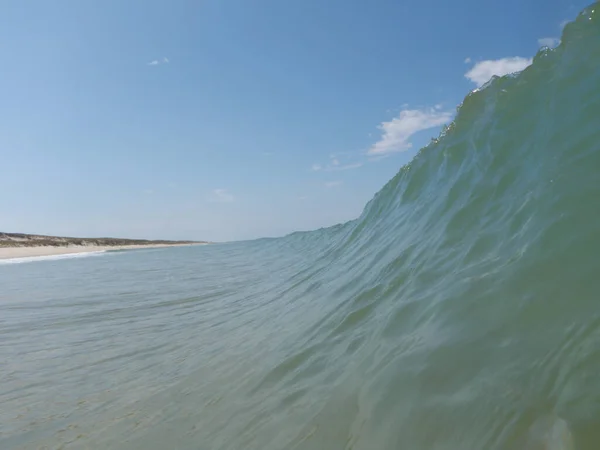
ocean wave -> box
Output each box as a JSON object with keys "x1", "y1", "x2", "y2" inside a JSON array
[{"x1": 1, "y1": 4, "x2": 599, "y2": 449}]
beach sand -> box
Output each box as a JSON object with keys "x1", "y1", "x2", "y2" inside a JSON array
[{"x1": 0, "y1": 243, "x2": 203, "y2": 260}]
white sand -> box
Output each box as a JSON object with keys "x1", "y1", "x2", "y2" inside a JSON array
[{"x1": 0, "y1": 244, "x2": 203, "y2": 260}]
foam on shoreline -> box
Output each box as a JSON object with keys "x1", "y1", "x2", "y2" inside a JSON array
[{"x1": 0, "y1": 243, "x2": 203, "y2": 262}]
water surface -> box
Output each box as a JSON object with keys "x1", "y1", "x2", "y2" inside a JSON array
[{"x1": 1, "y1": 5, "x2": 600, "y2": 449}]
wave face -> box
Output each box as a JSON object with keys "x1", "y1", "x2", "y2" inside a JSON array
[{"x1": 1, "y1": 5, "x2": 599, "y2": 450}]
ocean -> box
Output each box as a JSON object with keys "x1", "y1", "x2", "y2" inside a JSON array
[{"x1": 1, "y1": 5, "x2": 599, "y2": 449}]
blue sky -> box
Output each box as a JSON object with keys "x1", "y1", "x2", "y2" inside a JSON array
[{"x1": 0, "y1": 0, "x2": 588, "y2": 242}]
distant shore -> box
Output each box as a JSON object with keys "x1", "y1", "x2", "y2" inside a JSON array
[
  {"x1": 0, "y1": 243, "x2": 205, "y2": 260},
  {"x1": 0, "y1": 232, "x2": 208, "y2": 260}
]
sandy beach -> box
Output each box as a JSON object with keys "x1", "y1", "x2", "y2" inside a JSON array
[{"x1": 0, "y1": 243, "x2": 203, "y2": 260}]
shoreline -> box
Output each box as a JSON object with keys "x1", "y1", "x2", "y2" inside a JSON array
[{"x1": 0, "y1": 243, "x2": 205, "y2": 260}]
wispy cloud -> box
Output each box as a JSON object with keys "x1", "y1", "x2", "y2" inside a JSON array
[
  {"x1": 536, "y1": 17, "x2": 571, "y2": 50},
  {"x1": 335, "y1": 162, "x2": 363, "y2": 170},
  {"x1": 147, "y1": 57, "x2": 169, "y2": 66},
  {"x1": 325, "y1": 181, "x2": 342, "y2": 188},
  {"x1": 143, "y1": 189, "x2": 154, "y2": 195},
  {"x1": 367, "y1": 107, "x2": 452, "y2": 156},
  {"x1": 464, "y1": 57, "x2": 532, "y2": 87},
  {"x1": 311, "y1": 156, "x2": 362, "y2": 172},
  {"x1": 208, "y1": 188, "x2": 234, "y2": 203},
  {"x1": 464, "y1": 57, "x2": 472, "y2": 64},
  {"x1": 538, "y1": 37, "x2": 560, "y2": 48}
]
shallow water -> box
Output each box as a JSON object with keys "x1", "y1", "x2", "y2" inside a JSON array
[{"x1": 1, "y1": 4, "x2": 600, "y2": 449}]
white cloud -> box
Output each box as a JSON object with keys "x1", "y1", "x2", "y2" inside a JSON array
[
  {"x1": 208, "y1": 188, "x2": 234, "y2": 203},
  {"x1": 148, "y1": 57, "x2": 169, "y2": 66},
  {"x1": 334, "y1": 162, "x2": 363, "y2": 170},
  {"x1": 325, "y1": 181, "x2": 342, "y2": 188},
  {"x1": 464, "y1": 57, "x2": 472, "y2": 64},
  {"x1": 538, "y1": 37, "x2": 560, "y2": 48},
  {"x1": 464, "y1": 57, "x2": 532, "y2": 87},
  {"x1": 311, "y1": 156, "x2": 362, "y2": 172},
  {"x1": 367, "y1": 107, "x2": 452, "y2": 156}
]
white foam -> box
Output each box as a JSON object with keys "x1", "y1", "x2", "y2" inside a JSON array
[{"x1": 0, "y1": 251, "x2": 107, "y2": 265}]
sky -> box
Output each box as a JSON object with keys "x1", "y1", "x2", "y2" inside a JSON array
[{"x1": 0, "y1": 0, "x2": 589, "y2": 242}]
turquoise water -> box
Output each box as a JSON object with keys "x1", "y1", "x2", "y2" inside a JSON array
[{"x1": 1, "y1": 5, "x2": 599, "y2": 449}]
